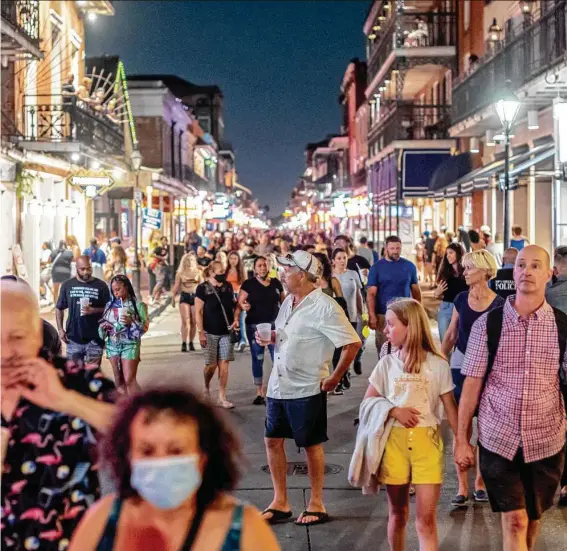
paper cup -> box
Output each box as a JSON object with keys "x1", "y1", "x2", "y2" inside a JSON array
[
  {"x1": 118, "y1": 307, "x2": 128, "y2": 323},
  {"x1": 257, "y1": 323, "x2": 272, "y2": 342}
]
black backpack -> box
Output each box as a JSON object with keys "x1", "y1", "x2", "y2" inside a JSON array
[{"x1": 484, "y1": 306, "x2": 567, "y2": 410}]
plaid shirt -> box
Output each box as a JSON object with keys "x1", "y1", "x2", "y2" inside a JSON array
[{"x1": 462, "y1": 298, "x2": 566, "y2": 462}]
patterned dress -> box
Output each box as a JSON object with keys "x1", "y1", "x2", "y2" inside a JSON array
[{"x1": 1, "y1": 356, "x2": 115, "y2": 551}]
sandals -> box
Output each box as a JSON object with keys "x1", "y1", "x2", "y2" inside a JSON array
[
  {"x1": 294, "y1": 511, "x2": 330, "y2": 526},
  {"x1": 262, "y1": 508, "x2": 292, "y2": 525},
  {"x1": 217, "y1": 400, "x2": 235, "y2": 409}
]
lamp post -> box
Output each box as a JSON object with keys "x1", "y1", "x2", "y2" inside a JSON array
[
  {"x1": 130, "y1": 148, "x2": 143, "y2": 296},
  {"x1": 495, "y1": 89, "x2": 521, "y2": 249}
]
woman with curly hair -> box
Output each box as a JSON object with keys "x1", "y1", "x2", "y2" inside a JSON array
[
  {"x1": 69, "y1": 388, "x2": 279, "y2": 551},
  {"x1": 104, "y1": 245, "x2": 128, "y2": 281}
]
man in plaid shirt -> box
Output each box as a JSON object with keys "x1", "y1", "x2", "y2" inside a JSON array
[{"x1": 455, "y1": 245, "x2": 565, "y2": 551}]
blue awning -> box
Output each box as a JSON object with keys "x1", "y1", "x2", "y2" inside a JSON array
[
  {"x1": 429, "y1": 152, "x2": 473, "y2": 195},
  {"x1": 401, "y1": 149, "x2": 451, "y2": 197}
]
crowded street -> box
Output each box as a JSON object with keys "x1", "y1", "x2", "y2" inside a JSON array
[
  {"x1": 3, "y1": 0, "x2": 567, "y2": 550},
  {"x1": 96, "y1": 303, "x2": 567, "y2": 551}
]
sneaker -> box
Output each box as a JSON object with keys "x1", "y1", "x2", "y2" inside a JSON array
[
  {"x1": 234, "y1": 343, "x2": 242, "y2": 352},
  {"x1": 342, "y1": 372, "x2": 351, "y2": 390},
  {"x1": 353, "y1": 359, "x2": 362, "y2": 375},
  {"x1": 451, "y1": 494, "x2": 469, "y2": 508},
  {"x1": 332, "y1": 385, "x2": 344, "y2": 395},
  {"x1": 473, "y1": 490, "x2": 489, "y2": 503},
  {"x1": 189, "y1": 342, "x2": 195, "y2": 352},
  {"x1": 252, "y1": 395, "x2": 266, "y2": 406},
  {"x1": 181, "y1": 342, "x2": 187, "y2": 353}
]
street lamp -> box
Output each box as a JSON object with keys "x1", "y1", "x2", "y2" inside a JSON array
[
  {"x1": 130, "y1": 148, "x2": 143, "y2": 296},
  {"x1": 495, "y1": 88, "x2": 521, "y2": 249}
]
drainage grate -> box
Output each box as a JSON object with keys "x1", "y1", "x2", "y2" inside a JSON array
[{"x1": 261, "y1": 461, "x2": 343, "y2": 476}]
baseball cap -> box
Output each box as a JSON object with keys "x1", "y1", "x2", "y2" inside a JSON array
[{"x1": 277, "y1": 251, "x2": 322, "y2": 277}]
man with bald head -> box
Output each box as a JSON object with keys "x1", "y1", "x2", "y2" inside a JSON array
[
  {"x1": 56, "y1": 255, "x2": 110, "y2": 368},
  {"x1": 1, "y1": 279, "x2": 115, "y2": 551},
  {"x1": 455, "y1": 246, "x2": 566, "y2": 550}
]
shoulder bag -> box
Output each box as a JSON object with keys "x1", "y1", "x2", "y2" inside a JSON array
[{"x1": 207, "y1": 283, "x2": 240, "y2": 344}]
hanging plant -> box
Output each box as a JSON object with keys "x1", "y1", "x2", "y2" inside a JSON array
[{"x1": 15, "y1": 163, "x2": 35, "y2": 198}]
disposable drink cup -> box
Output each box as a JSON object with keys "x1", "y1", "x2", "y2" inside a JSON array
[
  {"x1": 80, "y1": 297, "x2": 90, "y2": 315},
  {"x1": 118, "y1": 307, "x2": 128, "y2": 323},
  {"x1": 257, "y1": 323, "x2": 272, "y2": 342}
]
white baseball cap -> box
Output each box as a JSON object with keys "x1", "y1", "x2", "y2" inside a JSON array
[{"x1": 277, "y1": 250, "x2": 322, "y2": 277}]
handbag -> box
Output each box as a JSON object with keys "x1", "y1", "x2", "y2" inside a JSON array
[{"x1": 207, "y1": 283, "x2": 240, "y2": 344}]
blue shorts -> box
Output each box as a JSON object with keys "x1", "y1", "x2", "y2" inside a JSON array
[{"x1": 265, "y1": 393, "x2": 328, "y2": 448}]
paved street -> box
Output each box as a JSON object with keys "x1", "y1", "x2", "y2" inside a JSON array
[{"x1": 96, "y1": 307, "x2": 567, "y2": 551}]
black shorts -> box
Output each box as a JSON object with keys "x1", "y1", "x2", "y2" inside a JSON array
[
  {"x1": 479, "y1": 443, "x2": 565, "y2": 520},
  {"x1": 180, "y1": 292, "x2": 195, "y2": 306},
  {"x1": 265, "y1": 393, "x2": 328, "y2": 448}
]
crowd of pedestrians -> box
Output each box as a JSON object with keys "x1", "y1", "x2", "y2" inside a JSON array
[{"x1": 2, "y1": 224, "x2": 567, "y2": 551}]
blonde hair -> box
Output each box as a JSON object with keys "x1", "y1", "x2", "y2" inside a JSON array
[
  {"x1": 462, "y1": 249, "x2": 498, "y2": 280},
  {"x1": 177, "y1": 252, "x2": 198, "y2": 275},
  {"x1": 387, "y1": 298, "x2": 444, "y2": 374}
]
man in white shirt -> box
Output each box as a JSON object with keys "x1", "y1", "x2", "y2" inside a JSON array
[{"x1": 259, "y1": 251, "x2": 361, "y2": 527}]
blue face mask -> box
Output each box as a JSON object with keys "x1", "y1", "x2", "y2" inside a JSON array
[{"x1": 131, "y1": 455, "x2": 201, "y2": 510}]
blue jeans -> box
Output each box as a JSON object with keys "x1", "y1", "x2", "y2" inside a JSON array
[
  {"x1": 437, "y1": 301, "x2": 454, "y2": 344},
  {"x1": 245, "y1": 323, "x2": 274, "y2": 385},
  {"x1": 240, "y1": 310, "x2": 247, "y2": 345}
]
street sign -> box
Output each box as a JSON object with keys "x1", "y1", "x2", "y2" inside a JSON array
[
  {"x1": 134, "y1": 188, "x2": 143, "y2": 203},
  {"x1": 142, "y1": 207, "x2": 162, "y2": 230}
]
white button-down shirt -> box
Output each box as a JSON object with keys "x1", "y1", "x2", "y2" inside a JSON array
[{"x1": 267, "y1": 288, "x2": 361, "y2": 400}]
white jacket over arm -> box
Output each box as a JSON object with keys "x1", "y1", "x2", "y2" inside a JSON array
[{"x1": 348, "y1": 396, "x2": 394, "y2": 495}]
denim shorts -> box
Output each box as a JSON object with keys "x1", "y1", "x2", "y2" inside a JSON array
[
  {"x1": 66, "y1": 339, "x2": 103, "y2": 366},
  {"x1": 265, "y1": 393, "x2": 328, "y2": 448}
]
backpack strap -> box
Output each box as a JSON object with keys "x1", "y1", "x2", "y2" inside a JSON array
[
  {"x1": 484, "y1": 306, "x2": 505, "y2": 389},
  {"x1": 551, "y1": 307, "x2": 567, "y2": 383}
]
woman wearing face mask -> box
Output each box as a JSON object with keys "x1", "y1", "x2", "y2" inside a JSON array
[
  {"x1": 99, "y1": 275, "x2": 149, "y2": 394},
  {"x1": 225, "y1": 251, "x2": 247, "y2": 352},
  {"x1": 195, "y1": 262, "x2": 241, "y2": 409},
  {"x1": 238, "y1": 256, "x2": 285, "y2": 405},
  {"x1": 69, "y1": 388, "x2": 280, "y2": 551},
  {"x1": 441, "y1": 249, "x2": 502, "y2": 508}
]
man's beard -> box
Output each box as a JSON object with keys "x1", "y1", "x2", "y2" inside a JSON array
[{"x1": 78, "y1": 274, "x2": 91, "y2": 281}]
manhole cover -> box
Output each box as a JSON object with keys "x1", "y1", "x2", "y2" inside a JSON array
[{"x1": 261, "y1": 462, "x2": 343, "y2": 476}]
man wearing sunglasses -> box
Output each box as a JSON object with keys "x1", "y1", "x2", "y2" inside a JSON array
[
  {"x1": 55, "y1": 255, "x2": 110, "y2": 368},
  {"x1": 259, "y1": 250, "x2": 361, "y2": 527}
]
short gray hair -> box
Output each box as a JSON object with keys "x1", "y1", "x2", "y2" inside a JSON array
[{"x1": 554, "y1": 246, "x2": 567, "y2": 267}]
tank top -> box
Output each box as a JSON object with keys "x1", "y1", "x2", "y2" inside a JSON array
[
  {"x1": 226, "y1": 269, "x2": 241, "y2": 293},
  {"x1": 96, "y1": 499, "x2": 244, "y2": 551},
  {"x1": 510, "y1": 238, "x2": 526, "y2": 251}
]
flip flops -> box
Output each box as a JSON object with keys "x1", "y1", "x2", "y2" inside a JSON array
[
  {"x1": 262, "y1": 508, "x2": 293, "y2": 525},
  {"x1": 294, "y1": 511, "x2": 330, "y2": 526}
]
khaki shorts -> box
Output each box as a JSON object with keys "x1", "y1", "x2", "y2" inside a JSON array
[{"x1": 374, "y1": 314, "x2": 387, "y2": 354}]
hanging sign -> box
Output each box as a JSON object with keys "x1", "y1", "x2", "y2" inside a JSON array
[{"x1": 142, "y1": 207, "x2": 162, "y2": 230}]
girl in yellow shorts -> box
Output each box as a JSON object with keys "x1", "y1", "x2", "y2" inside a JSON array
[{"x1": 363, "y1": 298, "x2": 458, "y2": 551}]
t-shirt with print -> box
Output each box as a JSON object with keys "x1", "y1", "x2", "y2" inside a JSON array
[
  {"x1": 367, "y1": 257, "x2": 418, "y2": 315},
  {"x1": 241, "y1": 277, "x2": 284, "y2": 325},
  {"x1": 195, "y1": 281, "x2": 235, "y2": 335},
  {"x1": 56, "y1": 277, "x2": 111, "y2": 345},
  {"x1": 369, "y1": 351, "x2": 454, "y2": 427},
  {"x1": 334, "y1": 270, "x2": 362, "y2": 323},
  {"x1": 242, "y1": 252, "x2": 259, "y2": 280}
]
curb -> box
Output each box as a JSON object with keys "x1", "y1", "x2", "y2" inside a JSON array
[{"x1": 148, "y1": 296, "x2": 172, "y2": 322}]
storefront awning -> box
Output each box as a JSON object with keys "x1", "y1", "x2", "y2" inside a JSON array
[
  {"x1": 429, "y1": 152, "x2": 472, "y2": 198},
  {"x1": 401, "y1": 149, "x2": 451, "y2": 198},
  {"x1": 507, "y1": 143, "x2": 555, "y2": 179}
]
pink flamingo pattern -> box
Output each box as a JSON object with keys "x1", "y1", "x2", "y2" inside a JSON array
[{"x1": 1, "y1": 355, "x2": 115, "y2": 551}]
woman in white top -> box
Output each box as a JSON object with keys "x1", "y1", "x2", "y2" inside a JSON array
[
  {"x1": 331, "y1": 248, "x2": 363, "y2": 326},
  {"x1": 363, "y1": 298, "x2": 458, "y2": 551}
]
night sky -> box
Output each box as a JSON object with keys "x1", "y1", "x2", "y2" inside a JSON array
[{"x1": 85, "y1": 0, "x2": 368, "y2": 216}]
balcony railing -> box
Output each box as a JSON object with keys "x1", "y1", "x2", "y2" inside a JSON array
[
  {"x1": 369, "y1": 102, "x2": 451, "y2": 149},
  {"x1": 182, "y1": 164, "x2": 211, "y2": 191},
  {"x1": 368, "y1": 12, "x2": 456, "y2": 80},
  {"x1": 1, "y1": 0, "x2": 40, "y2": 48},
  {"x1": 452, "y1": 1, "x2": 567, "y2": 126},
  {"x1": 22, "y1": 95, "x2": 124, "y2": 155}
]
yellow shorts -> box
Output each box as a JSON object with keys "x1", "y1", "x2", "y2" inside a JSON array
[{"x1": 378, "y1": 426, "x2": 444, "y2": 485}]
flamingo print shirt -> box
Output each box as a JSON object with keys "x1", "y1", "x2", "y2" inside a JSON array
[{"x1": 1, "y1": 355, "x2": 115, "y2": 551}]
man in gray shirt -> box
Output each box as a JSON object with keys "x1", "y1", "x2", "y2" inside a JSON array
[
  {"x1": 545, "y1": 245, "x2": 567, "y2": 507},
  {"x1": 356, "y1": 236, "x2": 375, "y2": 266}
]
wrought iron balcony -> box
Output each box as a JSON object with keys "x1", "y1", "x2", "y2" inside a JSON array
[
  {"x1": 451, "y1": 1, "x2": 567, "y2": 126},
  {"x1": 182, "y1": 163, "x2": 211, "y2": 191},
  {"x1": 369, "y1": 102, "x2": 451, "y2": 149},
  {"x1": 367, "y1": 11, "x2": 456, "y2": 81},
  {"x1": 21, "y1": 95, "x2": 124, "y2": 155},
  {"x1": 1, "y1": 0, "x2": 40, "y2": 57}
]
